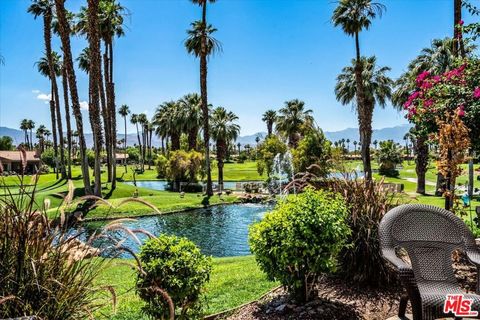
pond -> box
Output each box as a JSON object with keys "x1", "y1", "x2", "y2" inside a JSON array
[
  {"x1": 125, "y1": 180, "x2": 248, "y2": 191},
  {"x1": 76, "y1": 204, "x2": 273, "y2": 258}
]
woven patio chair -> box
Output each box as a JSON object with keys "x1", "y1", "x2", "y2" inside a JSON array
[{"x1": 379, "y1": 204, "x2": 480, "y2": 320}]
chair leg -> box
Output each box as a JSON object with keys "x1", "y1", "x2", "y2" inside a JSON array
[{"x1": 398, "y1": 294, "x2": 408, "y2": 318}]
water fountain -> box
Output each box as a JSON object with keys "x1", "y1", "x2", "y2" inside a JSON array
[{"x1": 269, "y1": 151, "x2": 295, "y2": 196}]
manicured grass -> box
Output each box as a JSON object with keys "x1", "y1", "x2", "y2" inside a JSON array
[
  {"x1": 211, "y1": 161, "x2": 263, "y2": 181},
  {"x1": 94, "y1": 256, "x2": 278, "y2": 319}
]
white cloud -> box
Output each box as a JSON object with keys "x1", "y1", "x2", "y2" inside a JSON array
[
  {"x1": 36, "y1": 93, "x2": 51, "y2": 101},
  {"x1": 80, "y1": 101, "x2": 89, "y2": 110},
  {"x1": 32, "y1": 89, "x2": 40, "y2": 94}
]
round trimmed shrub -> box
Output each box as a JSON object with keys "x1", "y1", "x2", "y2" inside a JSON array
[
  {"x1": 136, "y1": 235, "x2": 212, "y2": 319},
  {"x1": 249, "y1": 188, "x2": 350, "y2": 302}
]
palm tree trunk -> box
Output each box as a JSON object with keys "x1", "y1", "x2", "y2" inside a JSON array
[
  {"x1": 62, "y1": 65, "x2": 72, "y2": 179},
  {"x1": 201, "y1": 1, "x2": 213, "y2": 196},
  {"x1": 188, "y1": 127, "x2": 197, "y2": 151},
  {"x1": 414, "y1": 134, "x2": 428, "y2": 194},
  {"x1": 102, "y1": 51, "x2": 112, "y2": 183},
  {"x1": 469, "y1": 149, "x2": 474, "y2": 196},
  {"x1": 124, "y1": 116, "x2": 128, "y2": 172},
  {"x1": 135, "y1": 123, "x2": 142, "y2": 168},
  {"x1": 453, "y1": 0, "x2": 463, "y2": 57},
  {"x1": 354, "y1": 32, "x2": 371, "y2": 181},
  {"x1": 53, "y1": 72, "x2": 66, "y2": 179},
  {"x1": 54, "y1": 0, "x2": 92, "y2": 194},
  {"x1": 171, "y1": 132, "x2": 180, "y2": 151},
  {"x1": 217, "y1": 139, "x2": 225, "y2": 192},
  {"x1": 49, "y1": 98, "x2": 59, "y2": 177},
  {"x1": 108, "y1": 80, "x2": 117, "y2": 189},
  {"x1": 87, "y1": 0, "x2": 103, "y2": 197}
]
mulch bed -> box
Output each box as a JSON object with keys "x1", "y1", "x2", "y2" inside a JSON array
[{"x1": 225, "y1": 259, "x2": 478, "y2": 320}]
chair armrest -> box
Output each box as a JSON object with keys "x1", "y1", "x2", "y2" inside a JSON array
[
  {"x1": 382, "y1": 248, "x2": 412, "y2": 272},
  {"x1": 466, "y1": 250, "x2": 480, "y2": 293}
]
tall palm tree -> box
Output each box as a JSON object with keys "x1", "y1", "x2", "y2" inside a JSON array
[
  {"x1": 179, "y1": 93, "x2": 202, "y2": 150},
  {"x1": 262, "y1": 109, "x2": 277, "y2": 136},
  {"x1": 211, "y1": 107, "x2": 240, "y2": 191},
  {"x1": 118, "y1": 104, "x2": 130, "y2": 171},
  {"x1": 185, "y1": 0, "x2": 221, "y2": 196},
  {"x1": 36, "y1": 125, "x2": 47, "y2": 153},
  {"x1": 20, "y1": 119, "x2": 29, "y2": 148},
  {"x1": 346, "y1": 138, "x2": 351, "y2": 152},
  {"x1": 332, "y1": 0, "x2": 385, "y2": 180},
  {"x1": 335, "y1": 56, "x2": 392, "y2": 178},
  {"x1": 86, "y1": 0, "x2": 105, "y2": 196},
  {"x1": 276, "y1": 99, "x2": 313, "y2": 148},
  {"x1": 29, "y1": 0, "x2": 66, "y2": 178},
  {"x1": 27, "y1": 120, "x2": 36, "y2": 150},
  {"x1": 153, "y1": 101, "x2": 183, "y2": 152},
  {"x1": 130, "y1": 113, "x2": 142, "y2": 165},
  {"x1": 137, "y1": 113, "x2": 148, "y2": 171},
  {"x1": 54, "y1": 0, "x2": 92, "y2": 194}
]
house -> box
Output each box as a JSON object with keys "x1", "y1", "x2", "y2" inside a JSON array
[
  {"x1": 0, "y1": 150, "x2": 42, "y2": 174},
  {"x1": 114, "y1": 153, "x2": 129, "y2": 165}
]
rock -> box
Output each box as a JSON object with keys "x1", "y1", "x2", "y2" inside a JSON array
[{"x1": 275, "y1": 304, "x2": 287, "y2": 313}]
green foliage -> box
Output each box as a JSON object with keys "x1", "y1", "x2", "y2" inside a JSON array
[
  {"x1": 127, "y1": 147, "x2": 140, "y2": 162},
  {"x1": 40, "y1": 148, "x2": 55, "y2": 168},
  {"x1": 249, "y1": 188, "x2": 350, "y2": 302},
  {"x1": 166, "y1": 150, "x2": 204, "y2": 189},
  {"x1": 0, "y1": 136, "x2": 14, "y2": 150},
  {"x1": 155, "y1": 154, "x2": 168, "y2": 178},
  {"x1": 136, "y1": 235, "x2": 212, "y2": 320},
  {"x1": 256, "y1": 135, "x2": 287, "y2": 177},
  {"x1": 377, "y1": 140, "x2": 402, "y2": 177},
  {"x1": 292, "y1": 129, "x2": 332, "y2": 178}
]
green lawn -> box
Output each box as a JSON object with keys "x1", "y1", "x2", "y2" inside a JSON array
[{"x1": 94, "y1": 256, "x2": 277, "y2": 319}]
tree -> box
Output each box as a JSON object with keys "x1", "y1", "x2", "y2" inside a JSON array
[
  {"x1": 29, "y1": 1, "x2": 66, "y2": 178},
  {"x1": 276, "y1": 99, "x2": 313, "y2": 148},
  {"x1": 36, "y1": 125, "x2": 47, "y2": 153},
  {"x1": 335, "y1": 56, "x2": 392, "y2": 177},
  {"x1": 130, "y1": 113, "x2": 142, "y2": 167},
  {"x1": 20, "y1": 119, "x2": 30, "y2": 148},
  {"x1": 0, "y1": 136, "x2": 13, "y2": 151},
  {"x1": 153, "y1": 102, "x2": 182, "y2": 153},
  {"x1": 210, "y1": 107, "x2": 240, "y2": 191},
  {"x1": 256, "y1": 136, "x2": 288, "y2": 177},
  {"x1": 292, "y1": 129, "x2": 332, "y2": 178},
  {"x1": 138, "y1": 113, "x2": 148, "y2": 171},
  {"x1": 353, "y1": 140, "x2": 358, "y2": 154},
  {"x1": 179, "y1": 93, "x2": 202, "y2": 150},
  {"x1": 185, "y1": 0, "x2": 221, "y2": 196},
  {"x1": 27, "y1": 120, "x2": 35, "y2": 151},
  {"x1": 86, "y1": 0, "x2": 105, "y2": 196},
  {"x1": 118, "y1": 104, "x2": 130, "y2": 171},
  {"x1": 377, "y1": 140, "x2": 402, "y2": 177},
  {"x1": 54, "y1": 0, "x2": 92, "y2": 194},
  {"x1": 262, "y1": 110, "x2": 277, "y2": 136},
  {"x1": 332, "y1": 0, "x2": 385, "y2": 181},
  {"x1": 346, "y1": 138, "x2": 350, "y2": 152}
]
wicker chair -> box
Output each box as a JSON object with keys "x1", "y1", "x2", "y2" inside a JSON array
[{"x1": 379, "y1": 204, "x2": 480, "y2": 320}]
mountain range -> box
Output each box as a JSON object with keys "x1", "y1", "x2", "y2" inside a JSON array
[{"x1": 0, "y1": 124, "x2": 412, "y2": 149}]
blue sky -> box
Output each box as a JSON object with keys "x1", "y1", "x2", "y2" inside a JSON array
[{"x1": 0, "y1": 0, "x2": 474, "y2": 135}]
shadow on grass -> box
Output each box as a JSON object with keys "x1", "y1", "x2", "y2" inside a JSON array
[{"x1": 202, "y1": 196, "x2": 211, "y2": 207}]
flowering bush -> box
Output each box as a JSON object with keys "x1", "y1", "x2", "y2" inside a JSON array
[{"x1": 403, "y1": 59, "x2": 480, "y2": 149}]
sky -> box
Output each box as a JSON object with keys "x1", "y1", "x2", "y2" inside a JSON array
[{"x1": 0, "y1": 0, "x2": 476, "y2": 136}]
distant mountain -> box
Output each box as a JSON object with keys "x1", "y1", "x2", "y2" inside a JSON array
[
  {"x1": 0, "y1": 125, "x2": 412, "y2": 149},
  {"x1": 323, "y1": 124, "x2": 413, "y2": 148}
]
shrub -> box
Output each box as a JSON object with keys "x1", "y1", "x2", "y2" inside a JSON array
[
  {"x1": 249, "y1": 188, "x2": 350, "y2": 302},
  {"x1": 136, "y1": 235, "x2": 212, "y2": 319},
  {"x1": 292, "y1": 129, "x2": 332, "y2": 178},
  {"x1": 40, "y1": 148, "x2": 55, "y2": 168},
  {"x1": 155, "y1": 154, "x2": 168, "y2": 178}
]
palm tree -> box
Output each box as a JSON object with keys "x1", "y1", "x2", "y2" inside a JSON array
[
  {"x1": 346, "y1": 138, "x2": 351, "y2": 152},
  {"x1": 185, "y1": 0, "x2": 221, "y2": 196},
  {"x1": 262, "y1": 110, "x2": 277, "y2": 136},
  {"x1": 237, "y1": 142, "x2": 241, "y2": 155},
  {"x1": 118, "y1": 104, "x2": 130, "y2": 171},
  {"x1": 36, "y1": 125, "x2": 47, "y2": 153},
  {"x1": 86, "y1": 0, "x2": 105, "y2": 196},
  {"x1": 353, "y1": 140, "x2": 358, "y2": 154},
  {"x1": 27, "y1": 120, "x2": 36, "y2": 150},
  {"x1": 335, "y1": 56, "x2": 392, "y2": 178},
  {"x1": 20, "y1": 119, "x2": 29, "y2": 148},
  {"x1": 276, "y1": 99, "x2": 313, "y2": 148},
  {"x1": 332, "y1": 0, "x2": 385, "y2": 180},
  {"x1": 373, "y1": 139, "x2": 378, "y2": 150},
  {"x1": 29, "y1": 1, "x2": 67, "y2": 178},
  {"x1": 137, "y1": 113, "x2": 148, "y2": 172},
  {"x1": 130, "y1": 113, "x2": 142, "y2": 165},
  {"x1": 179, "y1": 93, "x2": 202, "y2": 150},
  {"x1": 153, "y1": 101, "x2": 183, "y2": 152},
  {"x1": 54, "y1": 0, "x2": 92, "y2": 194},
  {"x1": 211, "y1": 107, "x2": 240, "y2": 191}
]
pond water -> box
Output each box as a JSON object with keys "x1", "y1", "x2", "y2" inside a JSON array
[
  {"x1": 125, "y1": 180, "x2": 245, "y2": 191},
  {"x1": 76, "y1": 204, "x2": 272, "y2": 258}
]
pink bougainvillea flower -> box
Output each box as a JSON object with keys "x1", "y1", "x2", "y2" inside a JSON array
[
  {"x1": 404, "y1": 100, "x2": 412, "y2": 108},
  {"x1": 474, "y1": 87, "x2": 480, "y2": 99},
  {"x1": 459, "y1": 20, "x2": 464, "y2": 26},
  {"x1": 421, "y1": 81, "x2": 433, "y2": 90},
  {"x1": 433, "y1": 75, "x2": 441, "y2": 83},
  {"x1": 424, "y1": 99, "x2": 434, "y2": 107},
  {"x1": 416, "y1": 71, "x2": 430, "y2": 84},
  {"x1": 457, "y1": 105, "x2": 465, "y2": 117}
]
